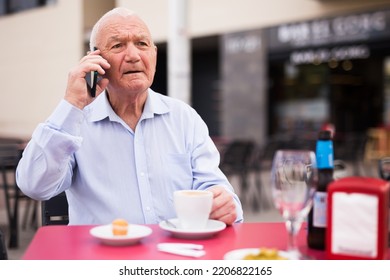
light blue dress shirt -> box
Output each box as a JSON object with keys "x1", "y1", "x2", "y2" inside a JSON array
[{"x1": 16, "y1": 89, "x2": 243, "y2": 225}]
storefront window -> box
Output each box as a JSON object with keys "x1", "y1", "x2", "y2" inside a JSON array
[{"x1": 270, "y1": 62, "x2": 329, "y2": 136}]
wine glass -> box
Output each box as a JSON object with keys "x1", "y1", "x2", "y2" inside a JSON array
[{"x1": 270, "y1": 149, "x2": 318, "y2": 259}]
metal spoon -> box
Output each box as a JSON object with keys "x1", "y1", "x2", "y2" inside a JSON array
[
  {"x1": 164, "y1": 219, "x2": 177, "y2": 228},
  {"x1": 158, "y1": 216, "x2": 177, "y2": 228}
]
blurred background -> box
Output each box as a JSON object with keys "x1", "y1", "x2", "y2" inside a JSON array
[
  {"x1": 2, "y1": 0, "x2": 390, "y2": 170},
  {"x1": 2, "y1": 0, "x2": 390, "y2": 259}
]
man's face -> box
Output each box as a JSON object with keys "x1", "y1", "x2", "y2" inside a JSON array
[{"x1": 97, "y1": 15, "x2": 157, "y2": 95}]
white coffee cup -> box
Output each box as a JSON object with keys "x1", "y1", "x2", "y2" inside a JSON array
[{"x1": 174, "y1": 190, "x2": 213, "y2": 230}]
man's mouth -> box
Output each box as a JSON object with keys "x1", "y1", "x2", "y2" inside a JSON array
[{"x1": 124, "y1": 70, "x2": 141, "y2": 75}]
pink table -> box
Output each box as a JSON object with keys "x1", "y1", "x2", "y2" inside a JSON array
[{"x1": 22, "y1": 222, "x2": 334, "y2": 260}]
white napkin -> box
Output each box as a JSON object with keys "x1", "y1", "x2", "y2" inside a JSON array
[
  {"x1": 157, "y1": 243, "x2": 205, "y2": 258},
  {"x1": 331, "y1": 192, "x2": 378, "y2": 258}
]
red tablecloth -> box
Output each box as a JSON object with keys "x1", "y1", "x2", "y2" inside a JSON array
[{"x1": 22, "y1": 222, "x2": 334, "y2": 260}]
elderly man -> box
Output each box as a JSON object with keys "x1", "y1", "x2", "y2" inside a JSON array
[{"x1": 16, "y1": 7, "x2": 243, "y2": 226}]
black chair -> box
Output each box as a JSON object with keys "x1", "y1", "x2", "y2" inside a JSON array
[
  {"x1": 334, "y1": 132, "x2": 368, "y2": 176},
  {"x1": 0, "y1": 141, "x2": 37, "y2": 248},
  {"x1": 41, "y1": 191, "x2": 69, "y2": 226},
  {"x1": 220, "y1": 140, "x2": 257, "y2": 206},
  {"x1": 220, "y1": 140, "x2": 256, "y2": 176},
  {"x1": 0, "y1": 228, "x2": 8, "y2": 260}
]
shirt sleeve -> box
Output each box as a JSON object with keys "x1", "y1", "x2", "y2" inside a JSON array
[
  {"x1": 190, "y1": 111, "x2": 244, "y2": 223},
  {"x1": 16, "y1": 100, "x2": 84, "y2": 200}
]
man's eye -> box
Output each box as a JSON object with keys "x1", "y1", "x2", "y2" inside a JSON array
[
  {"x1": 110, "y1": 43, "x2": 126, "y2": 53},
  {"x1": 137, "y1": 41, "x2": 148, "y2": 47},
  {"x1": 112, "y1": 43, "x2": 122, "y2": 49}
]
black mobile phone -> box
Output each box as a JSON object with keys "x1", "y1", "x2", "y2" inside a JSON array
[
  {"x1": 86, "y1": 47, "x2": 98, "y2": 97},
  {"x1": 90, "y1": 69, "x2": 98, "y2": 98}
]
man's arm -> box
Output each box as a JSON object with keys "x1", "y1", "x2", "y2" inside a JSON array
[
  {"x1": 190, "y1": 111, "x2": 244, "y2": 224},
  {"x1": 16, "y1": 100, "x2": 83, "y2": 200}
]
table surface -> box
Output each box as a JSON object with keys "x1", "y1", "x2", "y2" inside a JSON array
[{"x1": 23, "y1": 222, "x2": 337, "y2": 260}]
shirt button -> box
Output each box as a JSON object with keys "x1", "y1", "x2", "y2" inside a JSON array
[
  {"x1": 140, "y1": 172, "x2": 145, "y2": 176},
  {"x1": 146, "y1": 207, "x2": 151, "y2": 211}
]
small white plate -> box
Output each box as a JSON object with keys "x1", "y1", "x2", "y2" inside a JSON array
[
  {"x1": 159, "y1": 218, "x2": 226, "y2": 239},
  {"x1": 223, "y1": 248, "x2": 296, "y2": 260},
  {"x1": 90, "y1": 224, "x2": 152, "y2": 246}
]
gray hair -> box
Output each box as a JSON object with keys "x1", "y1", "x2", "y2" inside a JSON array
[{"x1": 89, "y1": 7, "x2": 137, "y2": 51}]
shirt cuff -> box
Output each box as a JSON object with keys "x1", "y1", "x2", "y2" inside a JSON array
[{"x1": 46, "y1": 99, "x2": 85, "y2": 136}]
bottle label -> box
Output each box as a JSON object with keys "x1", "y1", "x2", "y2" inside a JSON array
[
  {"x1": 313, "y1": 191, "x2": 327, "y2": 228},
  {"x1": 316, "y1": 140, "x2": 334, "y2": 169}
]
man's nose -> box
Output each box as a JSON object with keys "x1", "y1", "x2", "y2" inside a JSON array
[{"x1": 124, "y1": 43, "x2": 141, "y2": 62}]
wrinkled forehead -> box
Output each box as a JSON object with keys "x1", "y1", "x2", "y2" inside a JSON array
[{"x1": 97, "y1": 14, "x2": 153, "y2": 45}]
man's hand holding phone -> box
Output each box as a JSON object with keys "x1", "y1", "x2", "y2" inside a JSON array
[{"x1": 65, "y1": 48, "x2": 110, "y2": 109}]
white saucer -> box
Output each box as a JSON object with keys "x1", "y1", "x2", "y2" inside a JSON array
[
  {"x1": 159, "y1": 219, "x2": 226, "y2": 239},
  {"x1": 90, "y1": 224, "x2": 152, "y2": 246},
  {"x1": 223, "y1": 248, "x2": 296, "y2": 260}
]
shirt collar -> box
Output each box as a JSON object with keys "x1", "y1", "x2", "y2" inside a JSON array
[{"x1": 85, "y1": 88, "x2": 170, "y2": 123}]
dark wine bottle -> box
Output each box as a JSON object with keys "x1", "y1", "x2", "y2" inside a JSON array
[{"x1": 307, "y1": 130, "x2": 334, "y2": 250}]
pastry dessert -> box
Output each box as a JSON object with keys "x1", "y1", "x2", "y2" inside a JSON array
[{"x1": 112, "y1": 218, "x2": 129, "y2": 236}]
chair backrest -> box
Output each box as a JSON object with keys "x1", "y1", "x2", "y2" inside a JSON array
[
  {"x1": 0, "y1": 142, "x2": 25, "y2": 248},
  {"x1": 0, "y1": 228, "x2": 8, "y2": 260},
  {"x1": 0, "y1": 143, "x2": 22, "y2": 187},
  {"x1": 0, "y1": 143, "x2": 21, "y2": 207},
  {"x1": 220, "y1": 140, "x2": 256, "y2": 173},
  {"x1": 41, "y1": 192, "x2": 69, "y2": 226}
]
